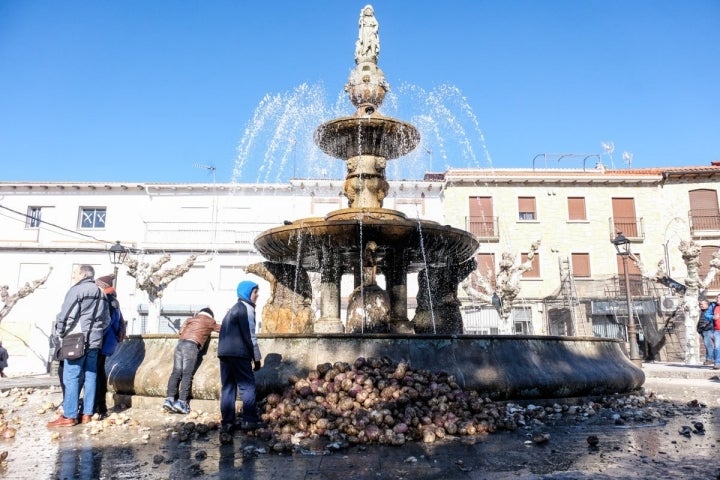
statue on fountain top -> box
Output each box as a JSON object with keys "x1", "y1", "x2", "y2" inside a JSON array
[{"x1": 355, "y1": 5, "x2": 379, "y2": 65}]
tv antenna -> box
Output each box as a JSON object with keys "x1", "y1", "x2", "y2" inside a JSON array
[{"x1": 193, "y1": 163, "x2": 217, "y2": 184}]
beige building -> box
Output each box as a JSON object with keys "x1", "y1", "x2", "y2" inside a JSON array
[{"x1": 0, "y1": 163, "x2": 718, "y2": 375}]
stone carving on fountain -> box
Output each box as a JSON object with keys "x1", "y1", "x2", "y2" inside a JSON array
[{"x1": 252, "y1": 4, "x2": 479, "y2": 334}]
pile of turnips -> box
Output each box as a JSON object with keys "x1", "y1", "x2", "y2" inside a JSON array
[{"x1": 260, "y1": 356, "x2": 533, "y2": 448}]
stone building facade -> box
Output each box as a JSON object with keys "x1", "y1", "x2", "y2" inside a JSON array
[{"x1": 0, "y1": 163, "x2": 718, "y2": 375}]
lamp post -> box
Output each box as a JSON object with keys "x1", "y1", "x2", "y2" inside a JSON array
[
  {"x1": 612, "y1": 232, "x2": 642, "y2": 368},
  {"x1": 108, "y1": 241, "x2": 128, "y2": 288}
]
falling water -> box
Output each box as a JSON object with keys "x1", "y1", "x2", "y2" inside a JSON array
[
  {"x1": 358, "y1": 212, "x2": 366, "y2": 334},
  {"x1": 414, "y1": 204, "x2": 436, "y2": 334},
  {"x1": 231, "y1": 82, "x2": 494, "y2": 184},
  {"x1": 292, "y1": 228, "x2": 305, "y2": 332}
]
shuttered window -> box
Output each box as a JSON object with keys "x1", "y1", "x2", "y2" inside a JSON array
[
  {"x1": 520, "y1": 253, "x2": 540, "y2": 278},
  {"x1": 699, "y1": 245, "x2": 720, "y2": 290},
  {"x1": 571, "y1": 253, "x2": 591, "y2": 277},
  {"x1": 689, "y1": 189, "x2": 720, "y2": 231},
  {"x1": 611, "y1": 198, "x2": 637, "y2": 237},
  {"x1": 468, "y1": 197, "x2": 495, "y2": 236},
  {"x1": 567, "y1": 197, "x2": 586, "y2": 221},
  {"x1": 474, "y1": 253, "x2": 496, "y2": 285},
  {"x1": 518, "y1": 197, "x2": 536, "y2": 221}
]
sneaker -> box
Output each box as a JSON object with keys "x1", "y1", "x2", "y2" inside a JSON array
[
  {"x1": 714, "y1": 365, "x2": 720, "y2": 370},
  {"x1": 703, "y1": 360, "x2": 714, "y2": 366},
  {"x1": 162, "y1": 398, "x2": 177, "y2": 413},
  {"x1": 173, "y1": 400, "x2": 190, "y2": 414}
]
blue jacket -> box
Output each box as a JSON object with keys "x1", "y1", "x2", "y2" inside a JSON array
[
  {"x1": 101, "y1": 293, "x2": 125, "y2": 356},
  {"x1": 217, "y1": 299, "x2": 261, "y2": 360},
  {"x1": 702, "y1": 302, "x2": 716, "y2": 323},
  {"x1": 54, "y1": 277, "x2": 109, "y2": 349}
]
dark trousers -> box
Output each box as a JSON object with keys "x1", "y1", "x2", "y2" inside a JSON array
[
  {"x1": 219, "y1": 356, "x2": 258, "y2": 426},
  {"x1": 166, "y1": 340, "x2": 200, "y2": 402},
  {"x1": 95, "y1": 353, "x2": 108, "y2": 414}
]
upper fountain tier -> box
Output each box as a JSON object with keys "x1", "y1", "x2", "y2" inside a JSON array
[{"x1": 314, "y1": 5, "x2": 419, "y2": 162}]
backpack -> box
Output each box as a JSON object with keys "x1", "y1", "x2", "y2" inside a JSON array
[{"x1": 697, "y1": 302, "x2": 716, "y2": 334}]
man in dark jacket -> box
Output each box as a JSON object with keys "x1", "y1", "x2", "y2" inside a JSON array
[
  {"x1": 48, "y1": 264, "x2": 109, "y2": 427},
  {"x1": 163, "y1": 307, "x2": 220, "y2": 414},
  {"x1": 217, "y1": 280, "x2": 263, "y2": 433}
]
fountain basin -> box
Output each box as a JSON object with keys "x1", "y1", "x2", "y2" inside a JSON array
[
  {"x1": 315, "y1": 115, "x2": 420, "y2": 159},
  {"x1": 106, "y1": 334, "x2": 644, "y2": 401},
  {"x1": 254, "y1": 208, "x2": 479, "y2": 273}
]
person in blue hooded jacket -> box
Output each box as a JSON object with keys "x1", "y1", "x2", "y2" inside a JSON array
[{"x1": 217, "y1": 280, "x2": 264, "y2": 433}]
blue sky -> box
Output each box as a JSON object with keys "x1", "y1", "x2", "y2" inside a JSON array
[{"x1": 1, "y1": 1, "x2": 718, "y2": 184}]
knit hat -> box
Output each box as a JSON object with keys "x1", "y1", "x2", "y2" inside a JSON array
[
  {"x1": 95, "y1": 275, "x2": 115, "y2": 289},
  {"x1": 198, "y1": 307, "x2": 214, "y2": 318},
  {"x1": 237, "y1": 280, "x2": 259, "y2": 302}
]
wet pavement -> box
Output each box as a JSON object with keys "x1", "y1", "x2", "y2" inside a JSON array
[{"x1": 0, "y1": 362, "x2": 718, "y2": 479}]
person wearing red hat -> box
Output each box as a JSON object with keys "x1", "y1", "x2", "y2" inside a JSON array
[{"x1": 94, "y1": 274, "x2": 126, "y2": 417}]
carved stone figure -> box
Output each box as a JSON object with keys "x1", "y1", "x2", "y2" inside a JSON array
[
  {"x1": 245, "y1": 262, "x2": 314, "y2": 334},
  {"x1": 355, "y1": 5, "x2": 379, "y2": 64},
  {"x1": 413, "y1": 259, "x2": 477, "y2": 334}
]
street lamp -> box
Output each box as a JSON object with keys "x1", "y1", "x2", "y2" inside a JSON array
[
  {"x1": 612, "y1": 232, "x2": 642, "y2": 368},
  {"x1": 108, "y1": 241, "x2": 128, "y2": 288}
]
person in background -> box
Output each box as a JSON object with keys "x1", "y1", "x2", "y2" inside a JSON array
[
  {"x1": 217, "y1": 280, "x2": 264, "y2": 434},
  {"x1": 0, "y1": 341, "x2": 8, "y2": 377},
  {"x1": 48, "y1": 265, "x2": 109, "y2": 427},
  {"x1": 163, "y1": 307, "x2": 220, "y2": 414},
  {"x1": 698, "y1": 298, "x2": 715, "y2": 366},
  {"x1": 94, "y1": 274, "x2": 126, "y2": 417},
  {"x1": 714, "y1": 294, "x2": 720, "y2": 371}
]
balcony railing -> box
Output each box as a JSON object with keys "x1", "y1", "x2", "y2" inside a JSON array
[
  {"x1": 466, "y1": 216, "x2": 499, "y2": 240},
  {"x1": 689, "y1": 209, "x2": 720, "y2": 235},
  {"x1": 609, "y1": 217, "x2": 644, "y2": 241},
  {"x1": 142, "y1": 221, "x2": 276, "y2": 248}
]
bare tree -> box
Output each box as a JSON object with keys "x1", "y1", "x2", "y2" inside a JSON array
[
  {"x1": 0, "y1": 267, "x2": 53, "y2": 323},
  {"x1": 123, "y1": 254, "x2": 197, "y2": 302},
  {"x1": 461, "y1": 240, "x2": 541, "y2": 321}
]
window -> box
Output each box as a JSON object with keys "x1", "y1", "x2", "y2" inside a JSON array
[
  {"x1": 474, "y1": 253, "x2": 496, "y2": 286},
  {"x1": 571, "y1": 253, "x2": 591, "y2": 277},
  {"x1": 567, "y1": 197, "x2": 586, "y2": 221},
  {"x1": 79, "y1": 207, "x2": 106, "y2": 229},
  {"x1": 611, "y1": 198, "x2": 637, "y2": 237},
  {"x1": 518, "y1": 197, "x2": 536, "y2": 221},
  {"x1": 468, "y1": 196, "x2": 495, "y2": 236},
  {"x1": 520, "y1": 253, "x2": 540, "y2": 278},
  {"x1": 512, "y1": 306, "x2": 533, "y2": 334},
  {"x1": 26, "y1": 207, "x2": 42, "y2": 228},
  {"x1": 689, "y1": 189, "x2": 720, "y2": 232},
  {"x1": 699, "y1": 246, "x2": 720, "y2": 290}
]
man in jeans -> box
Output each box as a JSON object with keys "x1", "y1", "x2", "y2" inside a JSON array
[
  {"x1": 163, "y1": 308, "x2": 220, "y2": 414},
  {"x1": 714, "y1": 294, "x2": 720, "y2": 371},
  {"x1": 48, "y1": 265, "x2": 109, "y2": 427}
]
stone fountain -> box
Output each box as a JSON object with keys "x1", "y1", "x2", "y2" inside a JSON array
[{"x1": 106, "y1": 5, "x2": 643, "y2": 407}]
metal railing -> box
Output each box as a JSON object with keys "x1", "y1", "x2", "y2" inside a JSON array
[
  {"x1": 689, "y1": 209, "x2": 720, "y2": 234},
  {"x1": 142, "y1": 221, "x2": 275, "y2": 247},
  {"x1": 609, "y1": 217, "x2": 644, "y2": 240},
  {"x1": 466, "y1": 216, "x2": 499, "y2": 240}
]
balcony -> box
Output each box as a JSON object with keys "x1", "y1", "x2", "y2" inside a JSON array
[
  {"x1": 609, "y1": 217, "x2": 644, "y2": 241},
  {"x1": 142, "y1": 221, "x2": 276, "y2": 248},
  {"x1": 689, "y1": 209, "x2": 720, "y2": 237},
  {"x1": 466, "y1": 216, "x2": 499, "y2": 241}
]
